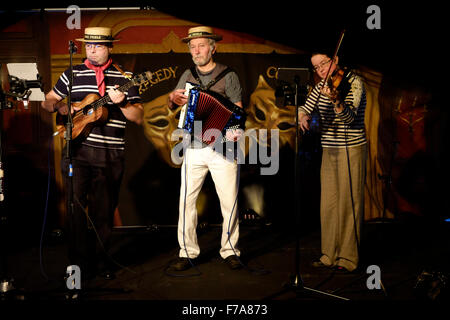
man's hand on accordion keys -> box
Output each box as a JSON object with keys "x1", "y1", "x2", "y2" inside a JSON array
[
  {"x1": 168, "y1": 88, "x2": 188, "y2": 109},
  {"x1": 225, "y1": 128, "x2": 244, "y2": 142}
]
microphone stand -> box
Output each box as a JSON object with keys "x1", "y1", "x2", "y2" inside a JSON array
[
  {"x1": 64, "y1": 41, "x2": 76, "y2": 297},
  {"x1": 66, "y1": 41, "x2": 76, "y2": 231},
  {"x1": 265, "y1": 75, "x2": 348, "y2": 301}
]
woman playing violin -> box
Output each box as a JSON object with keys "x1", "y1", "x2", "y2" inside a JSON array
[{"x1": 298, "y1": 52, "x2": 367, "y2": 273}]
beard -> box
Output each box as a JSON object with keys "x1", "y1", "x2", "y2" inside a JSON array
[{"x1": 192, "y1": 50, "x2": 213, "y2": 67}]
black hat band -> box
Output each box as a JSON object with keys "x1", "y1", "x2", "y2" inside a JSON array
[{"x1": 84, "y1": 34, "x2": 115, "y2": 41}]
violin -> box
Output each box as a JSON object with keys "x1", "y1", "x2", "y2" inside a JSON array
[
  {"x1": 322, "y1": 30, "x2": 352, "y2": 103},
  {"x1": 327, "y1": 67, "x2": 352, "y2": 102},
  {"x1": 328, "y1": 68, "x2": 345, "y2": 92}
]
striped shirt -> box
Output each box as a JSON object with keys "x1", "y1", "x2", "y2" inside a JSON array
[
  {"x1": 299, "y1": 72, "x2": 367, "y2": 148},
  {"x1": 53, "y1": 63, "x2": 141, "y2": 150}
]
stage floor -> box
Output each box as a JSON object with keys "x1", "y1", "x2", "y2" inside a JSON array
[{"x1": 2, "y1": 214, "x2": 449, "y2": 314}]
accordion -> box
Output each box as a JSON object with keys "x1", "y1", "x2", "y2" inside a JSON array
[{"x1": 179, "y1": 85, "x2": 246, "y2": 145}]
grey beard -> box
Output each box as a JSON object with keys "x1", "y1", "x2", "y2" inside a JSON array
[{"x1": 192, "y1": 52, "x2": 212, "y2": 67}]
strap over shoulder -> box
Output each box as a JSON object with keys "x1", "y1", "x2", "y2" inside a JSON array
[{"x1": 189, "y1": 66, "x2": 233, "y2": 90}]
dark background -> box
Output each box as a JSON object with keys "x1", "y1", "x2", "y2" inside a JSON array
[
  {"x1": 0, "y1": 1, "x2": 444, "y2": 77},
  {"x1": 0, "y1": 2, "x2": 449, "y2": 304},
  {"x1": 0, "y1": 1, "x2": 444, "y2": 104},
  {"x1": 0, "y1": 1, "x2": 447, "y2": 232},
  {"x1": 112, "y1": 52, "x2": 313, "y2": 227}
]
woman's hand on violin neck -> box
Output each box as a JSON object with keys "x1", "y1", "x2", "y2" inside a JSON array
[
  {"x1": 321, "y1": 85, "x2": 343, "y2": 104},
  {"x1": 321, "y1": 85, "x2": 335, "y2": 99}
]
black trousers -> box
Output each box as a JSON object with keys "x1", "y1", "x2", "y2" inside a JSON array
[{"x1": 61, "y1": 145, "x2": 124, "y2": 276}]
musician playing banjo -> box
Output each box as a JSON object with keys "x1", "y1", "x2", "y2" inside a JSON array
[
  {"x1": 41, "y1": 27, "x2": 143, "y2": 283},
  {"x1": 168, "y1": 26, "x2": 244, "y2": 271}
]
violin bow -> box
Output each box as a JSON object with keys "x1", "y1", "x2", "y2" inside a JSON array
[{"x1": 323, "y1": 29, "x2": 346, "y2": 86}]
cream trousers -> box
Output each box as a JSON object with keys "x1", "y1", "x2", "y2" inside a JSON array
[{"x1": 178, "y1": 146, "x2": 240, "y2": 259}]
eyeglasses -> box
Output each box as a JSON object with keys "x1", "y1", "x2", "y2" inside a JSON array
[
  {"x1": 85, "y1": 44, "x2": 107, "y2": 50},
  {"x1": 312, "y1": 59, "x2": 331, "y2": 71},
  {"x1": 188, "y1": 43, "x2": 209, "y2": 51}
]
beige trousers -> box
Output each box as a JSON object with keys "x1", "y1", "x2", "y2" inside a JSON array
[{"x1": 319, "y1": 144, "x2": 367, "y2": 271}]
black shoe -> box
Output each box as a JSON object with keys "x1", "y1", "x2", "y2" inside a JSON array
[
  {"x1": 312, "y1": 260, "x2": 327, "y2": 268},
  {"x1": 171, "y1": 257, "x2": 194, "y2": 271},
  {"x1": 333, "y1": 265, "x2": 358, "y2": 274},
  {"x1": 311, "y1": 260, "x2": 334, "y2": 269},
  {"x1": 224, "y1": 255, "x2": 243, "y2": 270}
]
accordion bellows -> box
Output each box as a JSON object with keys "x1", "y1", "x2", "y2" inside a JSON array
[{"x1": 182, "y1": 87, "x2": 246, "y2": 145}]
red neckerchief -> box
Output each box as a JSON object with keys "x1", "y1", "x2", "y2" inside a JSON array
[{"x1": 84, "y1": 57, "x2": 113, "y2": 96}]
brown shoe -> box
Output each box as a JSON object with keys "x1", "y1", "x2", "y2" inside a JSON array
[{"x1": 224, "y1": 255, "x2": 243, "y2": 270}]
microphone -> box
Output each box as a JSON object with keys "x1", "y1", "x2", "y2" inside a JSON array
[{"x1": 69, "y1": 41, "x2": 77, "y2": 54}]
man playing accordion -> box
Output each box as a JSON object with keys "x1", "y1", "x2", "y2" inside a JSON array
[{"x1": 168, "y1": 26, "x2": 244, "y2": 271}]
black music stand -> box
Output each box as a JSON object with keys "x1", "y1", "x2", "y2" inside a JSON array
[
  {"x1": 265, "y1": 67, "x2": 348, "y2": 301},
  {"x1": 0, "y1": 63, "x2": 43, "y2": 299},
  {"x1": 0, "y1": 86, "x2": 14, "y2": 296}
]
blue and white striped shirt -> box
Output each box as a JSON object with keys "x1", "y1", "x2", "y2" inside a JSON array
[
  {"x1": 299, "y1": 72, "x2": 367, "y2": 148},
  {"x1": 53, "y1": 63, "x2": 141, "y2": 150}
]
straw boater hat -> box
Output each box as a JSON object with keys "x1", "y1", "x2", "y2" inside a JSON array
[
  {"x1": 76, "y1": 27, "x2": 120, "y2": 43},
  {"x1": 181, "y1": 26, "x2": 223, "y2": 43}
]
